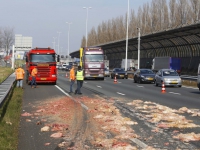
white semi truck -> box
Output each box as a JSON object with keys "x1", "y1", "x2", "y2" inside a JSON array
[{"x1": 121, "y1": 59, "x2": 138, "y2": 70}]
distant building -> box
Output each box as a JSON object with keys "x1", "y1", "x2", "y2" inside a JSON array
[{"x1": 14, "y1": 34, "x2": 32, "y2": 59}]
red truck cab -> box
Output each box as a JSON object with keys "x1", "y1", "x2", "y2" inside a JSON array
[{"x1": 25, "y1": 47, "x2": 59, "y2": 85}]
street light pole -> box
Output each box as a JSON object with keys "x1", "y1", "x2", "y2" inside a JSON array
[
  {"x1": 138, "y1": 28, "x2": 140, "y2": 69},
  {"x1": 125, "y1": 0, "x2": 129, "y2": 71},
  {"x1": 53, "y1": 37, "x2": 57, "y2": 50},
  {"x1": 83, "y1": 7, "x2": 92, "y2": 47},
  {"x1": 57, "y1": 32, "x2": 61, "y2": 54},
  {"x1": 66, "y1": 22, "x2": 72, "y2": 56}
]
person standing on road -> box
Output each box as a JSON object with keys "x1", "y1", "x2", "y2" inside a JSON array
[
  {"x1": 31, "y1": 66, "x2": 38, "y2": 88},
  {"x1": 15, "y1": 65, "x2": 25, "y2": 89},
  {"x1": 75, "y1": 65, "x2": 84, "y2": 95},
  {"x1": 69, "y1": 65, "x2": 76, "y2": 94}
]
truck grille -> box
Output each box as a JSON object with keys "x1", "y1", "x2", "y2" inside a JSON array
[{"x1": 37, "y1": 67, "x2": 51, "y2": 77}]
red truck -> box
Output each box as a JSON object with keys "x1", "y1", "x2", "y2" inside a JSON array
[
  {"x1": 25, "y1": 47, "x2": 59, "y2": 85},
  {"x1": 80, "y1": 47, "x2": 105, "y2": 80}
]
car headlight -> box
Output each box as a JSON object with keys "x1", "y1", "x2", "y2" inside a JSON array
[
  {"x1": 164, "y1": 78, "x2": 169, "y2": 81},
  {"x1": 177, "y1": 78, "x2": 181, "y2": 81},
  {"x1": 115, "y1": 73, "x2": 118, "y2": 75},
  {"x1": 141, "y1": 75, "x2": 145, "y2": 78}
]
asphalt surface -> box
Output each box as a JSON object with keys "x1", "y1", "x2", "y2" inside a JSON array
[{"x1": 17, "y1": 83, "x2": 66, "y2": 150}]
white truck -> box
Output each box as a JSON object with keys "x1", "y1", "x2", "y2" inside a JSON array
[
  {"x1": 152, "y1": 57, "x2": 181, "y2": 73},
  {"x1": 121, "y1": 59, "x2": 138, "y2": 70}
]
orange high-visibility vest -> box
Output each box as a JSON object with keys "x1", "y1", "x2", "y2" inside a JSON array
[
  {"x1": 15, "y1": 68, "x2": 25, "y2": 80},
  {"x1": 31, "y1": 68, "x2": 38, "y2": 77},
  {"x1": 70, "y1": 68, "x2": 76, "y2": 80}
]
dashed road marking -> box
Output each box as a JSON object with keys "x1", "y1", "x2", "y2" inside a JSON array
[
  {"x1": 169, "y1": 92, "x2": 181, "y2": 95},
  {"x1": 137, "y1": 85, "x2": 144, "y2": 88},
  {"x1": 117, "y1": 92, "x2": 125, "y2": 95},
  {"x1": 97, "y1": 85, "x2": 102, "y2": 88}
]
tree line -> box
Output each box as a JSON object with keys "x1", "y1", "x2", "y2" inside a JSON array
[
  {"x1": 0, "y1": 27, "x2": 14, "y2": 56},
  {"x1": 81, "y1": 0, "x2": 200, "y2": 47}
]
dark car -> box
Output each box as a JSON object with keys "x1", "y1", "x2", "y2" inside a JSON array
[
  {"x1": 133, "y1": 69, "x2": 155, "y2": 84},
  {"x1": 64, "y1": 65, "x2": 72, "y2": 71},
  {"x1": 110, "y1": 68, "x2": 128, "y2": 79}
]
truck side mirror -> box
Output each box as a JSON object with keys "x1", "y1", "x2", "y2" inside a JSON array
[{"x1": 25, "y1": 57, "x2": 28, "y2": 62}]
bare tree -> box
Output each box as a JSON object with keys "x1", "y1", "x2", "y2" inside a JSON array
[
  {"x1": 0, "y1": 28, "x2": 2, "y2": 50},
  {"x1": 177, "y1": 0, "x2": 189, "y2": 24},
  {"x1": 129, "y1": 9, "x2": 137, "y2": 37},
  {"x1": 190, "y1": 0, "x2": 200, "y2": 22},
  {"x1": 2, "y1": 27, "x2": 14, "y2": 55},
  {"x1": 87, "y1": 27, "x2": 97, "y2": 46},
  {"x1": 150, "y1": 0, "x2": 159, "y2": 32}
]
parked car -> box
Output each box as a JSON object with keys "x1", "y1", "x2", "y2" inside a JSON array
[
  {"x1": 155, "y1": 69, "x2": 182, "y2": 87},
  {"x1": 133, "y1": 69, "x2": 155, "y2": 84},
  {"x1": 104, "y1": 68, "x2": 110, "y2": 77},
  {"x1": 110, "y1": 68, "x2": 128, "y2": 79},
  {"x1": 61, "y1": 64, "x2": 67, "y2": 70},
  {"x1": 58, "y1": 65, "x2": 62, "y2": 70},
  {"x1": 64, "y1": 65, "x2": 72, "y2": 71}
]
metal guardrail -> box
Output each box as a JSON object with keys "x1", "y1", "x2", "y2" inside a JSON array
[
  {"x1": 126, "y1": 71, "x2": 198, "y2": 81},
  {"x1": 0, "y1": 73, "x2": 16, "y2": 108}
]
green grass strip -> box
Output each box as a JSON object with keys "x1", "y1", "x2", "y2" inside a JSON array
[{"x1": 0, "y1": 83, "x2": 23, "y2": 150}]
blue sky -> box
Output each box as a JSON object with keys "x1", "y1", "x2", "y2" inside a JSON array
[{"x1": 0, "y1": 0, "x2": 150, "y2": 55}]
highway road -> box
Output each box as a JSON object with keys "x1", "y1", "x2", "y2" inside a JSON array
[
  {"x1": 56, "y1": 71, "x2": 200, "y2": 149},
  {"x1": 18, "y1": 70, "x2": 200, "y2": 149},
  {"x1": 57, "y1": 71, "x2": 200, "y2": 110}
]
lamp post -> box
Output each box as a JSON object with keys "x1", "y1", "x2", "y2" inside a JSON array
[
  {"x1": 83, "y1": 7, "x2": 92, "y2": 47},
  {"x1": 137, "y1": 27, "x2": 140, "y2": 69},
  {"x1": 57, "y1": 32, "x2": 61, "y2": 54},
  {"x1": 125, "y1": 0, "x2": 129, "y2": 71},
  {"x1": 53, "y1": 37, "x2": 57, "y2": 50},
  {"x1": 66, "y1": 22, "x2": 72, "y2": 56}
]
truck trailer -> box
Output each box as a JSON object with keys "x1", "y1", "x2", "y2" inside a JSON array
[
  {"x1": 121, "y1": 59, "x2": 138, "y2": 70},
  {"x1": 152, "y1": 57, "x2": 181, "y2": 73}
]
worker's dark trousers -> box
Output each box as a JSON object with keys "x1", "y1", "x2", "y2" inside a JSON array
[{"x1": 76, "y1": 80, "x2": 83, "y2": 94}]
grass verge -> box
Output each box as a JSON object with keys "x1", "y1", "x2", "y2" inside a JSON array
[
  {"x1": 0, "y1": 67, "x2": 13, "y2": 83},
  {"x1": 0, "y1": 83, "x2": 23, "y2": 150}
]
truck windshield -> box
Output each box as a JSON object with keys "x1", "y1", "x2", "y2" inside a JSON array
[
  {"x1": 85, "y1": 55, "x2": 104, "y2": 62},
  {"x1": 30, "y1": 54, "x2": 56, "y2": 62}
]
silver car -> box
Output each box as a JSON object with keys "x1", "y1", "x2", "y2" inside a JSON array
[{"x1": 155, "y1": 69, "x2": 182, "y2": 87}]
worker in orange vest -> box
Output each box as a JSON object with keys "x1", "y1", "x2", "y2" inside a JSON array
[
  {"x1": 69, "y1": 65, "x2": 76, "y2": 94},
  {"x1": 15, "y1": 65, "x2": 25, "y2": 89},
  {"x1": 31, "y1": 66, "x2": 38, "y2": 88}
]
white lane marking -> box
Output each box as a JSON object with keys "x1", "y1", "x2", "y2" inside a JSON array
[
  {"x1": 55, "y1": 85, "x2": 88, "y2": 110},
  {"x1": 137, "y1": 85, "x2": 144, "y2": 88},
  {"x1": 117, "y1": 92, "x2": 125, "y2": 95},
  {"x1": 169, "y1": 92, "x2": 181, "y2": 95},
  {"x1": 130, "y1": 138, "x2": 148, "y2": 149},
  {"x1": 84, "y1": 81, "x2": 87, "y2": 83},
  {"x1": 97, "y1": 85, "x2": 102, "y2": 88},
  {"x1": 182, "y1": 86, "x2": 198, "y2": 89}
]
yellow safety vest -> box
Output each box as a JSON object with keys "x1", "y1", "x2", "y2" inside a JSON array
[{"x1": 76, "y1": 70, "x2": 84, "y2": 80}]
